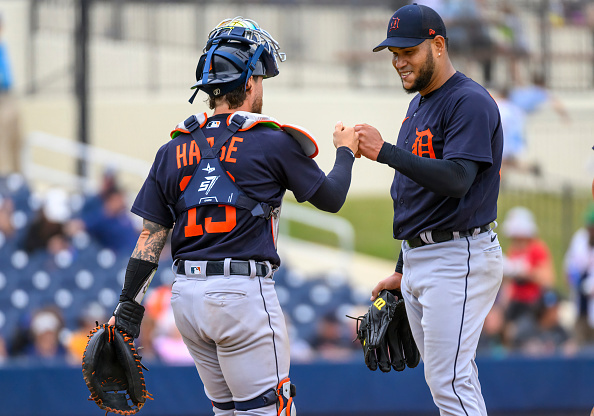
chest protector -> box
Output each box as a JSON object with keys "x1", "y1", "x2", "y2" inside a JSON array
[{"x1": 173, "y1": 114, "x2": 274, "y2": 220}]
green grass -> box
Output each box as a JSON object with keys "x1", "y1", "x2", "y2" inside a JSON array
[
  {"x1": 284, "y1": 194, "x2": 398, "y2": 259},
  {"x1": 283, "y1": 189, "x2": 593, "y2": 292}
]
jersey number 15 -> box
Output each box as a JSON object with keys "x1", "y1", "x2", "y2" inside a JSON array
[
  {"x1": 179, "y1": 175, "x2": 237, "y2": 237},
  {"x1": 184, "y1": 205, "x2": 236, "y2": 237}
]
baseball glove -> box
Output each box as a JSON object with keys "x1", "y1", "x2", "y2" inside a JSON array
[
  {"x1": 351, "y1": 289, "x2": 420, "y2": 372},
  {"x1": 82, "y1": 323, "x2": 152, "y2": 415}
]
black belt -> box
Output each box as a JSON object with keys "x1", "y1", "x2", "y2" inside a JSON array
[
  {"x1": 406, "y1": 224, "x2": 491, "y2": 249},
  {"x1": 176, "y1": 260, "x2": 270, "y2": 277}
]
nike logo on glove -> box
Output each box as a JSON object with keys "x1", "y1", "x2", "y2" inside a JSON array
[{"x1": 491, "y1": 234, "x2": 497, "y2": 242}]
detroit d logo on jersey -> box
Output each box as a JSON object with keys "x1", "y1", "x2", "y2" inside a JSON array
[{"x1": 412, "y1": 128, "x2": 436, "y2": 159}]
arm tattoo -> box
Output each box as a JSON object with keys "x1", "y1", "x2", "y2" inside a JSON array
[{"x1": 131, "y1": 219, "x2": 171, "y2": 263}]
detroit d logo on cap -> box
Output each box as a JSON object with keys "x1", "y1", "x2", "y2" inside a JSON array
[{"x1": 389, "y1": 16, "x2": 400, "y2": 31}]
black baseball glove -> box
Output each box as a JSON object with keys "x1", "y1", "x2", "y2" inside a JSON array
[
  {"x1": 82, "y1": 323, "x2": 152, "y2": 415},
  {"x1": 351, "y1": 289, "x2": 420, "y2": 372}
]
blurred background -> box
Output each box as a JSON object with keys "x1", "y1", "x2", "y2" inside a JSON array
[{"x1": 0, "y1": 0, "x2": 594, "y2": 415}]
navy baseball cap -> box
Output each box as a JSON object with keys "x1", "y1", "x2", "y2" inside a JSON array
[{"x1": 373, "y1": 3, "x2": 446, "y2": 52}]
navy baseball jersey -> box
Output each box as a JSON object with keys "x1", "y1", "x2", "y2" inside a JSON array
[
  {"x1": 391, "y1": 71, "x2": 503, "y2": 239},
  {"x1": 131, "y1": 113, "x2": 325, "y2": 265}
]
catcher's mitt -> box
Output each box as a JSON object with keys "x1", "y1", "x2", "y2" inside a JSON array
[
  {"x1": 82, "y1": 323, "x2": 152, "y2": 415},
  {"x1": 351, "y1": 289, "x2": 420, "y2": 372}
]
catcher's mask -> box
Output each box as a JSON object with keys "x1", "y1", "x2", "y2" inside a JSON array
[{"x1": 189, "y1": 16, "x2": 286, "y2": 103}]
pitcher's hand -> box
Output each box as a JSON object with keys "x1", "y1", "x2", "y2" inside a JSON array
[{"x1": 371, "y1": 272, "x2": 402, "y2": 301}]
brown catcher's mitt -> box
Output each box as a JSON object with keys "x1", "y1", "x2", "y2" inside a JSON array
[{"x1": 82, "y1": 323, "x2": 152, "y2": 415}]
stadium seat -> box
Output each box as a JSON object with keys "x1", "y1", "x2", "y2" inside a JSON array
[
  {"x1": 0, "y1": 174, "x2": 32, "y2": 213},
  {"x1": 0, "y1": 307, "x2": 20, "y2": 343},
  {"x1": 0, "y1": 269, "x2": 19, "y2": 297}
]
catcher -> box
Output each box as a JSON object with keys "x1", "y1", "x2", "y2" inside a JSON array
[
  {"x1": 85, "y1": 15, "x2": 358, "y2": 416},
  {"x1": 352, "y1": 289, "x2": 420, "y2": 372}
]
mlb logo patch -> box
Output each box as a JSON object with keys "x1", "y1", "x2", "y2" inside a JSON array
[
  {"x1": 206, "y1": 121, "x2": 220, "y2": 129},
  {"x1": 191, "y1": 266, "x2": 202, "y2": 274}
]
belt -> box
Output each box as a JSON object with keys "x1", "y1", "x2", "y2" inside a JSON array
[
  {"x1": 406, "y1": 224, "x2": 491, "y2": 249},
  {"x1": 176, "y1": 259, "x2": 270, "y2": 277}
]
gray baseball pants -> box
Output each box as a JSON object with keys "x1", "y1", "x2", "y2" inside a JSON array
[
  {"x1": 401, "y1": 229, "x2": 503, "y2": 416},
  {"x1": 170, "y1": 264, "x2": 289, "y2": 416}
]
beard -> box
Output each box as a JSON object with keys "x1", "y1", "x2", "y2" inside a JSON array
[
  {"x1": 251, "y1": 94, "x2": 263, "y2": 114},
  {"x1": 402, "y1": 49, "x2": 435, "y2": 94}
]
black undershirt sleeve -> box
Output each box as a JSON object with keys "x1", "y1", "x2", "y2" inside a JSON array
[
  {"x1": 307, "y1": 146, "x2": 355, "y2": 213},
  {"x1": 376, "y1": 142, "x2": 480, "y2": 198},
  {"x1": 395, "y1": 248, "x2": 404, "y2": 274}
]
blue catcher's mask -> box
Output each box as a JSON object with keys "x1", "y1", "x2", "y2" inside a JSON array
[{"x1": 189, "y1": 17, "x2": 286, "y2": 103}]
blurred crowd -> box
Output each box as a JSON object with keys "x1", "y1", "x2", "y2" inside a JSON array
[
  {"x1": 0, "y1": 171, "x2": 366, "y2": 366},
  {"x1": 413, "y1": 0, "x2": 594, "y2": 87},
  {"x1": 3, "y1": 170, "x2": 594, "y2": 368},
  {"x1": 0, "y1": 171, "x2": 143, "y2": 365},
  {"x1": 478, "y1": 206, "x2": 571, "y2": 358},
  {"x1": 476, "y1": 204, "x2": 594, "y2": 359}
]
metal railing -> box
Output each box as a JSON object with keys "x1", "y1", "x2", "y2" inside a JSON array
[
  {"x1": 22, "y1": 130, "x2": 356, "y2": 273},
  {"x1": 23, "y1": 131, "x2": 152, "y2": 192}
]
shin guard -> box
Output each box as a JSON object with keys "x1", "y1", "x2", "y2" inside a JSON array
[{"x1": 276, "y1": 378, "x2": 296, "y2": 416}]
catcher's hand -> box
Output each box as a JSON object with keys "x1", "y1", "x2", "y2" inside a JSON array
[
  {"x1": 113, "y1": 299, "x2": 145, "y2": 339},
  {"x1": 351, "y1": 289, "x2": 420, "y2": 372},
  {"x1": 82, "y1": 323, "x2": 152, "y2": 415}
]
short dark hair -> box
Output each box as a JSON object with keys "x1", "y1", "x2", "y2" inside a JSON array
[
  {"x1": 206, "y1": 82, "x2": 248, "y2": 110},
  {"x1": 206, "y1": 76, "x2": 262, "y2": 110}
]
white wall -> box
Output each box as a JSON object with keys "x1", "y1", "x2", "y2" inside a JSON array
[{"x1": 19, "y1": 85, "x2": 594, "y2": 196}]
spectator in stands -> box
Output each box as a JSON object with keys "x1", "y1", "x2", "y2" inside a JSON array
[
  {"x1": 137, "y1": 313, "x2": 159, "y2": 363},
  {"x1": 65, "y1": 302, "x2": 107, "y2": 365},
  {"x1": 500, "y1": 207, "x2": 555, "y2": 346},
  {"x1": 0, "y1": 194, "x2": 15, "y2": 238},
  {"x1": 74, "y1": 168, "x2": 118, "y2": 222},
  {"x1": 0, "y1": 335, "x2": 7, "y2": 364},
  {"x1": 285, "y1": 315, "x2": 315, "y2": 363},
  {"x1": 496, "y1": 86, "x2": 542, "y2": 178},
  {"x1": 493, "y1": 1, "x2": 530, "y2": 85},
  {"x1": 309, "y1": 311, "x2": 359, "y2": 362},
  {"x1": 560, "y1": 0, "x2": 592, "y2": 26},
  {"x1": 509, "y1": 72, "x2": 570, "y2": 122},
  {"x1": 82, "y1": 186, "x2": 138, "y2": 253},
  {"x1": 25, "y1": 307, "x2": 67, "y2": 362},
  {"x1": 498, "y1": 72, "x2": 570, "y2": 180},
  {"x1": 415, "y1": 0, "x2": 497, "y2": 86},
  {"x1": 564, "y1": 205, "x2": 594, "y2": 348},
  {"x1": 477, "y1": 302, "x2": 507, "y2": 358},
  {"x1": 495, "y1": 87, "x2": 532, "y2": 176},
  {"x1": 142, "y1": 285, "x2": 177, "y2": 363},
  {"x1": 0, "y1": 13, "x2": 22, "y2": 175},
  {"x1": 68, "y1": 171, "x2": 138, "y2": 254},
  {"x1": 512, "y1": 290, "x2": 575, "y2": 357},
  {"x1": 152, "y1": 308, "x2": 194, "y2": 366},
  {"x1": 22, "y1": 188, "x2": 72, "y2": 255}
]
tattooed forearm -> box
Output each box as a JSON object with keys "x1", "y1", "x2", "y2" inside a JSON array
[{"x1": 131, "y1": 219, "x2": 171, "y2": 263}]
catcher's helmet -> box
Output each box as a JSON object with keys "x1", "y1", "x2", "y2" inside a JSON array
[{"x1": 189, "y1": 17, "x2": 286, "y2": 103}]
